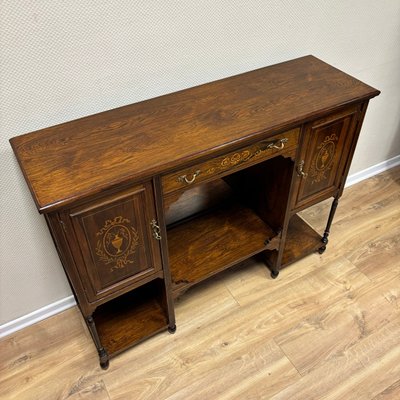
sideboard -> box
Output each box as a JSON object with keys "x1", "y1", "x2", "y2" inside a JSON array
[{"x1": 10, "y1": 56, "x2": 380, "y2": 369}]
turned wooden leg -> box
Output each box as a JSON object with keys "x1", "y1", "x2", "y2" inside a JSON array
[
  {"x1": 270, "y1": 269, "x2": 280, "y2": 279},
  {"x1": 319, "y1": 196, "x2": 339, "y2": 253},
  {"x1": 86, "y1": 316, "x2": 109, "y2": 370},
  {"x1": 261, "y1": 248, "x2": 280, "y2": 279},
  {"x1": 168, "y1": 324, "x2": 177, "y2": 334}
]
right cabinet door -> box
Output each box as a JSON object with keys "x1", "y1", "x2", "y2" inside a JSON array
[{"x1": 293, "y1": 105, "x2": 360, "y2": 209}]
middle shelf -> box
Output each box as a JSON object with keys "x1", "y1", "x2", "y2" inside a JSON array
[{"x1": 167, "y1": 201, "x2": 278, "y2": 296}]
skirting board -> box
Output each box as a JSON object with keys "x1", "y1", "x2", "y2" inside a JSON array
[
  {"x1": 345, "y1": 154, "x2": 400, "y2": 187},
  {"x1": 1, "y1": 154, "x2": 399, "y2": 339},
  {"x1": 0, "y1": 296, "x2": 76, "y2": 339}
]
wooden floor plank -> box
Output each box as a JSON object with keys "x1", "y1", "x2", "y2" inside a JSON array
[
  {"x1": 67, "y1": 380, "x2": 111, "y2": 400},
  {"x1": 0, "y1": 308, "x2": 101, "y2": 400},
  {"x1": 372, "y1": 379, "x2": 400, "y2": 400},
  {"x1": 274, "y1": 275, "x2": 400, "y2": 375},
  {"x1": 164, "y1": 340, "x2": 299, "y2": 400},
  {"x1": 347, "y1": 223, "x2": 400, "y2": 283},
  {"x1": 336, "y1": 319, "x2": 400, "y2": 400},
  {"x1": 269, "y1": 316, "x2": 400, "y2": 400},
  {"x1": 225, "y1": 255, "x2": 370, "y2": 308}
]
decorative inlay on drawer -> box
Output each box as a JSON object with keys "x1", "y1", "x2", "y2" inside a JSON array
[{"x1": 162, "y1": 128, "x2": 299, "y2": 194}]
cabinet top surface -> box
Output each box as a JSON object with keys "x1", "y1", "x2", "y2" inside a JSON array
[{"x1": 10, "y1": 55, "x2": 379, "y2": 212}]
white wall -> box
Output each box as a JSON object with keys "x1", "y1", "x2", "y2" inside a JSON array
[{"x1": 1, "y1": 1, "x2": 399, "y2": 327}]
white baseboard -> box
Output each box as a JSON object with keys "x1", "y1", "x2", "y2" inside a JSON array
[
  {"x1": 345, "y1": 154, "x2": 400, "y2": 187},
  {"x1": 1, "y1": 155, "x2": 399, "y2": 339},
  {"x1": 0, "y1": 295, "x2": 76, "y2": 339}
]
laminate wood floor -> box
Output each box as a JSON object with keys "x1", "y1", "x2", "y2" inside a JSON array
[{"x1": 1, "y1": 166, "x2": 399, "y2": 400}]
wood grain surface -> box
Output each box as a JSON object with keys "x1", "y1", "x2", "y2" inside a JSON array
[
  {"x1": 167, "y1": 201, "x2": 276, "y2": 295},
  {"x1": 93, "y1": 280, "x2": 168, "y2": 356},
  {"x1": 9, "y1": 55, "x2": 379, "y2": 212},
  {"x1": 281, "y1": 214, "x2": 322, "y2": 266},
  {"x1": 161, "y1": 127, "x2": 299, "y2": 195},
  {"x1": 1, "y1": 166, "x2": 398, "y2": 400}
]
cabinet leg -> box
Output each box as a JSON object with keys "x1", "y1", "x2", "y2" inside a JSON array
[
  {"x1": 319, "y1": 196, "x2": 339, "y2": 252},
  {"x1": 261, "y1": 251, "x2": 280, "y2": 279},
  {"x1": 270, "y1": 268, "x2": 280, "y2": 279},
  {"x1": 99, "y1": 348, "x2": 110, "y2": 370},
  {"x1": 168, "y1": 324, "x2": 177, "y2": 334},
  {"x1": 86, "y1": 316, "x2": 110, "y2": 370},
  {"x1": 318, "y1": 245, "x2": 326, "y2": 254}
]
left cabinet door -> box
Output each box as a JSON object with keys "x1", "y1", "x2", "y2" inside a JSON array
[{"x1": 63, "y1": 181, "x2": 163, "y2": 303}]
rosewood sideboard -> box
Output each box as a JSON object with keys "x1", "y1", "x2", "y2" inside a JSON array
[{"x1": 10, "y1": 56, "x2": 380, "y2": 369}]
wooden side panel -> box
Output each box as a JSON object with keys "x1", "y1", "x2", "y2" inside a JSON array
[
  {"x1": 66, "y1": 182, "x2": 162, "y2": 303},
  {"x1": 224, "y1": 156, "x2": 294, "y2": 233},
  {"x1": 45, "y1": 213, "x2": 92, "y2": 316},
  {"x1": 293, "y1": 105, "x2": 360, "y2": 209}
]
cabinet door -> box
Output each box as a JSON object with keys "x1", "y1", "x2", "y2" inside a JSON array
[
  {"x1": 293, "y1": 106, "x2": 360, "y2": 209},
  {"x1": 65, "y1": 182, "x2": 162, "y2": 303}
]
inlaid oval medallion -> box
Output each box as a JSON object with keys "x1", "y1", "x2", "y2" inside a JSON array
[{"x1": 95, "y1": 216, "x2": 139, "y2": 271}]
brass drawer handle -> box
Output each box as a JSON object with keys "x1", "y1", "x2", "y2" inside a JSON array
[
  {"x1": 150, "y1": 219, "x2": 162, "y2": 240},
  {"x1": 177, "y1": 170, "x2": 201, "y2": 184},
  {"x1": 266, "y1": 137, "x2": 288, "y2": 150},
  {"x1": 254, "y1": 137, "x2": 289, "y2": 157},
  {"x1": 297, "y1": 160, "x2": 308, "y2": 178}
]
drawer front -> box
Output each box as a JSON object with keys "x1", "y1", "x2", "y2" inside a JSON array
[{"x1": 162, "y1": 128, "x2": 299, "y2": 194}]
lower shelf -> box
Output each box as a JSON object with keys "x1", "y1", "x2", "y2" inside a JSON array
[
  {"x1": 167, "y1": 201, "x2": 277, "y2": 295},
  {"x1": 93, "y1": 279, "x2": 168, "y2": 356},
  {"x1": 281, "y1": 214, "x2": 323, "y2": 267}
]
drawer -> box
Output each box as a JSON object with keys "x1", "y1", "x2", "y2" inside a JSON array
[{"x1": 162, "y1": 128, "x2": 299, "y2": 195}]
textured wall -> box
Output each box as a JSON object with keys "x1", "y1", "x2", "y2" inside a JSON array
[{"x1": 1, "y1": 1, "x2": 399, "y2": 325}]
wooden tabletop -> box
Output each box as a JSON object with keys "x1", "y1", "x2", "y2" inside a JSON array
[{"x1": 10, "y1": 55, "x2": 380, "y2": 213}]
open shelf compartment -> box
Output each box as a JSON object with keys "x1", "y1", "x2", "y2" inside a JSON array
[
  {"x1": 167, "y1": 201, "x2": 277, "y2": 296},
  {"x1": 281, "y1": 214, "x2": 323, "y2": 267},
  {"x1": 93, "y1": 279, "x2": 168, "y2": 357}
]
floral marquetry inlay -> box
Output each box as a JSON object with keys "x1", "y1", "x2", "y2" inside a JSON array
[
  {"x1": 221, "y1": 150, "x2": 251, "y2": 167},
  {"x1": 310, "y1": 133, "x2": 338, "y2": 184},
  {"x1": 95, "y1": 216, "x2": 139, "y2": 271},
  {"x1": 205, "y1": 138, "x2": 289, "y2": 175},
  {"x1": 162, "y1": 129, "x2": 298, "y2": 195}
]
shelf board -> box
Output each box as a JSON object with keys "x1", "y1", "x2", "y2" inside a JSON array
[
  {"x1": 281, "y1": 214, "x2": 322, "y2": 267},
  {"x1": 94, "y1": 281, "x2": 168, "y2": 357},
  {"x1": 167, "y1": 202, "x2": 276, "y2": 295}
]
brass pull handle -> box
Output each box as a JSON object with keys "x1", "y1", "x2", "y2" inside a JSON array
[
  {"x1": 297, "y1": 160, "x2": 308, "y2": 178},
  {"x1": 266, "y1": 138, "x2": 288, "y2": 150},
  {"x1": 150, "y1": 219, "x2": 162, "y2": 240},
  {"x1": 177, "y1": 170, "x2": 201, "y2": 184}
]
